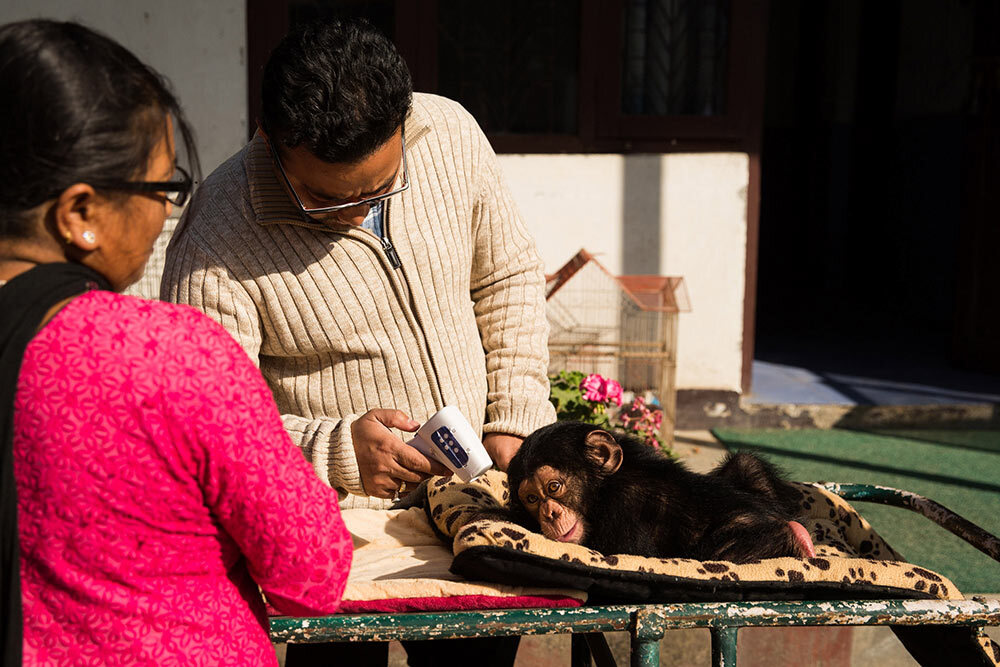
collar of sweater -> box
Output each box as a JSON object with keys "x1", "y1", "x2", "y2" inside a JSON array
[{"x1": 246, "y1": 104, "x2": 433, "y2": 230}]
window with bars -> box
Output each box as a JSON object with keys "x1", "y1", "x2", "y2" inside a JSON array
[
  {"x1": 437, "y1": 1, "x2": 581, "y2": 136},
  {"x1": 621, "y1": 0, "x2": 729, "y2": 117}
]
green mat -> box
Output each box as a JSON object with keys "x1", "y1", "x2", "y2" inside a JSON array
[{"x1": 711, "y1": 428, "x2": 1000, "y2": 593}]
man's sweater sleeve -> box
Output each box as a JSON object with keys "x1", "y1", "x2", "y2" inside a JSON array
[
  {"x1": 468, "y1": 124, "x2": 557, "y2": 438},
  {"x1": 159, "y1": 229, "x2": 367, "y2": 498}
]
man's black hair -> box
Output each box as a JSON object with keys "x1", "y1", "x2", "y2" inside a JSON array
[{"x1": 261, "y1": 19, "x2": 413, "y2": 164}]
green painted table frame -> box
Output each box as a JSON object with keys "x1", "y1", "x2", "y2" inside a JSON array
[{"x1": 269, "y1": 485, "x2": 1000, "y2": 666}]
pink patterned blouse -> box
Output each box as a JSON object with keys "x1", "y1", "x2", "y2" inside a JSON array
[{"x1": 13, "y1": 290, "x2": 352, "y2": 665}]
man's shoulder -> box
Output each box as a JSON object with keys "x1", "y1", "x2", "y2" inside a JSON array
[
  {"x1": 412, "y1": 93, "x2": 482, "y2": 135},
  {"x1": 169, "y1": 144, "x2": 258, "y2": 256},
  {"x1": 198, "y1": 143, "x2": 252, "y2": 199},
  {"x1": 409, "y1": 94, "x2": 491, "y2": 171}
]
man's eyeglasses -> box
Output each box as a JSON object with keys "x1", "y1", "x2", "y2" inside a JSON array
[
  {"x1": 97, "y1": 165, "x2": 194, "y2": 207},
  {"x1": 270, "y1": 130, "x2": 409, "y2": 216}
]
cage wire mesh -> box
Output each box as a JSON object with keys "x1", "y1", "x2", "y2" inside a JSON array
[{"x1": 546, "y1": 250, "x2": 689, "y2": 443}]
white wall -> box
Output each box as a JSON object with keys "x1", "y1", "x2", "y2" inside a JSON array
[
  {"x1": 0, "y1": 1, "x2": 247, "y2": 175},
  {"x1": 501, "y1": 153, "x2": 749, "y2": 392}
]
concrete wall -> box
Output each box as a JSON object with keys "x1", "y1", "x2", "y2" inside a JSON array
[
  {"x1": 501, "y1": 153, "x2": 749, "y2": 392},
  {"x1": 0, "y1": 1, "x2": 247, "y2": 175}
]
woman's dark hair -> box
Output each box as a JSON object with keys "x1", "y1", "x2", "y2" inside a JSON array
[
  {"x1": 261, "y1": 18, "x2": 412, "y2": 164},
  {"x1": 0, "y1": 19, "x2": 200, "y2": 238}
]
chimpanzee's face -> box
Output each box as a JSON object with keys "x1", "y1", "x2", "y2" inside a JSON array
[{"x1": 517, "y1": 465, "x2": 588, "y2": 543}]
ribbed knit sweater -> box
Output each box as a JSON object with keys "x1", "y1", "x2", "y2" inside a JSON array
[{"x1": 161, "y1": 94, "x2": 556, "y2": 509}]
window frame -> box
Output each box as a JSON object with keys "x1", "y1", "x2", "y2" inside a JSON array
[
  {"x1": 593, "y1": 0, "x2": 765, "y2": 148},
  {"x1": 247, "y1": 0, "x2": 767, "y2": 154}
]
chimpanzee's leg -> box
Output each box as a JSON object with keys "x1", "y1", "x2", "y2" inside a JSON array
[
  {"x1": 709, "y1": 452, "x2": 802, "y2": 517},
  {"x1": 696, "y1": 507, "x2": 804, "y2": 562}
]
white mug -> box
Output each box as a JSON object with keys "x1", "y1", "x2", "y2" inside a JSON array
[{"x1": 407, "y1": 406, "x2": 493, "y2": 482}]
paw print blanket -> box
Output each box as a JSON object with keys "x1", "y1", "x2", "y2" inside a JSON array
[{"x1": 425, "y1": 470, "x2": 999, "y2": 666}]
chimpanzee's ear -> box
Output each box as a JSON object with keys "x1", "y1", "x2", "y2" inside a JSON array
[{"x1": 584, "y1": 430, "x2": 623, "y2": 475}]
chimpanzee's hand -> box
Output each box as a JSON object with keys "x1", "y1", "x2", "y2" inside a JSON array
[
  {"x1": 351, "y1": 409, "x2": 452, "y2": 499},
  {"x1": 483, "y1": 433, "x2": 523, "y2": 472}
]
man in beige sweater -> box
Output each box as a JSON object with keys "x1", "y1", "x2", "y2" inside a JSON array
[{"x1": 160, "y1": 19, "x2": 555, "y2": 513}]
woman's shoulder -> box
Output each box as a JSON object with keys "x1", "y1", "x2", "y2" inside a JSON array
[
  {"x1": 64, "y1": 290, "x2": 243, "y2": 355},
  {"x1": 72, "y1": 290, "x2": 220, "y2": 326},
  {"x1": 52, "y1": 291, "x2": 262, "y2": 401}
]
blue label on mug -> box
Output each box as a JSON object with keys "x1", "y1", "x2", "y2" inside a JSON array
[{"x1": 430, "y1": 426, "x2": 469, "y2": 468}]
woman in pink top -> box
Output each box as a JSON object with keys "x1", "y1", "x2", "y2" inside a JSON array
[{"x1": 0, "y1": 20, "x2": 352, "y2": 665}]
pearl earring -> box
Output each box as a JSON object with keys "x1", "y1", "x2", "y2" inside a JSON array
[{"x1": 82, "y1": 230, "x2": 96, "y2": 244}]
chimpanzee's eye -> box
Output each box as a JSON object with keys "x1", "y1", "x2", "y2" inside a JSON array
[
  {"x1": 524, "y1": 494, "x2": 539, "y2": 505},
  {"x1": 546, "y1": 480, "x2": 562, "y2": 495}
]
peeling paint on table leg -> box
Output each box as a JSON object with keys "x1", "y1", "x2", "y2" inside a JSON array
[
  {"x1": 630, "y1": 636, "x2": 660, "y2": 667},
  {"x1": 710, "y1": 627, "x2": 738, "y2": 667}
]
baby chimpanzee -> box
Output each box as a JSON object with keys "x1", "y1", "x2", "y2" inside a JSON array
[{"x1": 497, "y1": 421, "x2": 815, "y2": 563}]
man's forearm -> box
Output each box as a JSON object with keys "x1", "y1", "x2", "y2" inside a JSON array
[{"x1": 281, "y1": 412, "x2": 364, "y2": 498}]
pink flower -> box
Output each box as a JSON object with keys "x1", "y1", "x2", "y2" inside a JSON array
[
  {"x1": 580, "y1": 373, "x2": 607, "y2": 403},
  {"x1": 605, "y1": 380, "x2": 623, "y2": 407}
]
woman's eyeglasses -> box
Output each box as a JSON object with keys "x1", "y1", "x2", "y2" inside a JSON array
[{"x1": 97, "y1": 165, "x2": 194, "y2": 207}]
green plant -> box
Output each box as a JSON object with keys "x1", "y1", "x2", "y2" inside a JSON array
[
  {"x1": 549, "y1": 370, "x2": 618, "y2": 428},
  {"x1": 548, "y1": 370, "x2": 673, "y2": 456}
]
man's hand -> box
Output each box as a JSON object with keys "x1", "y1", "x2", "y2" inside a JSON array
[
  {"x1": 483, "y1": 433, "x2": 523, "y2": 472},
  {"x1": 351, "y1": 409, "x2": 452, "y2": 499}
]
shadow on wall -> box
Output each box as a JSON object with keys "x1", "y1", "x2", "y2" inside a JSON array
[{"x1": 622, "y1": 154, "x2": 662, "y2": 275}]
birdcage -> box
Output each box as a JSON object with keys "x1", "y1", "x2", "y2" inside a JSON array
[{"x1": 546, "y1": 250, "x2": 690, "y2": 445}]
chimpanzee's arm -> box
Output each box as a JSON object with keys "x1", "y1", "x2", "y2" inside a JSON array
[{"x1": 465, "y1": 504, "x2": 537, "y2": 532}]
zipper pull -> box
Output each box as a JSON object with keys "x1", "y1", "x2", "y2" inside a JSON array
[{"x1": 381, "y1": 236, "x2": 402, "y2": 269}]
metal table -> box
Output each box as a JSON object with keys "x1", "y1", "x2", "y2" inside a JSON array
[{"x1": 270, "y1": 484, "x2": 1000, "y2": 666}]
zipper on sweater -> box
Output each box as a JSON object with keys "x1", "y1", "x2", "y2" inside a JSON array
[
  {"x1": 380, "y1": 235, "x2": 401, "y2": 269},
  {"x1": 382, "y1": 199, "x2": 445, "y2": 410},
  {"x1": 379, "y1": 123, "x2": 431, "y2": 272}
]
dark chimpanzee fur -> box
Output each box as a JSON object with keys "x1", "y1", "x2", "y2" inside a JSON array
[{"x1": 497, "y1": 421, "x2": 808, "y2": 563}]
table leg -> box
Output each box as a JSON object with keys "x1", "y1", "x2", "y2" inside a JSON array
[{"x1": 710, "y1": 627, "x2": 738, "y2": 667}]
